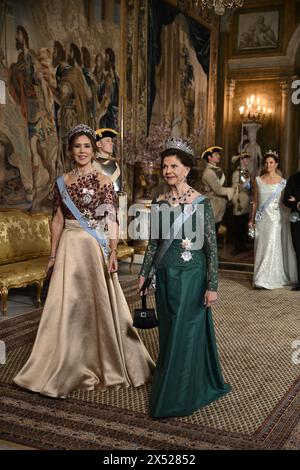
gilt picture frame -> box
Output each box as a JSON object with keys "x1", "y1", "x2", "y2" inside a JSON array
[{"x1": 232, "y1": 6, "x2": 284, "y2": 56}]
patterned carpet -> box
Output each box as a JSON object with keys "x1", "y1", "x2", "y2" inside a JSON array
[{"x1": 0, "y1": 278, "x2": 300, "y2": 450}]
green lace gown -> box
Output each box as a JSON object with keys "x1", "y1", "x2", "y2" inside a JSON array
[{"x1": 140, "y1": 197, "x2": 230, "y2": 418}]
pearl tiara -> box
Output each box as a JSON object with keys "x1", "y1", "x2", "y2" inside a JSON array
[
  {"x1": 164, "y1": 138, "x2": 194, "y2": 157},
  {"x1": 68, "y1": 124, "x2": 96, "y2": 142}
]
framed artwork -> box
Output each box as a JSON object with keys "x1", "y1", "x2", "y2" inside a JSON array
[{"x1": 232, "y1": 6, "x2": 284, "y2": 56}]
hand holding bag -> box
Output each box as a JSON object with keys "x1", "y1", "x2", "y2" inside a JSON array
[{"x1": 133, "y1": 278, "x2": 158, "y2": 329}]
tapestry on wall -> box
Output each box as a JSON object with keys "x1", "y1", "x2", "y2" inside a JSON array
[
  {"x1": 148, "y1": 0, "x2": 210, "y2": 151},
  {"x1": 0, "y1": 0, "x2": 120, "y2": 212}
]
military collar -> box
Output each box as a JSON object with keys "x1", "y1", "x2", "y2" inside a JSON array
[
  {"x1": 207, "y1": 162, "x2": 220, "y2": 170},
  {"x1": 96, "y1": 152, "x2": 117, "y2": 163}
]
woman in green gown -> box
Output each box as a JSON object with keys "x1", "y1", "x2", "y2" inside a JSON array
[{"x1": 139, "y1": 138, "x2": 230, "y2": 418}]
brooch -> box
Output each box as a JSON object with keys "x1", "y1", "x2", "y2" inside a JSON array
[
  {"x1": 181, "y1": 251, "x2": 193, "y2": 262},
  {"x1": 83, "y1": 209, "x2": 93, "y2": 219},
  {"x1": 82, "y1": 209, "x2": 98, "y2": 229},
  {"x1": 180, "y1": 237, "x2": 193, "y2": 262},
  {"x1": 181, "y1": 237, "x2": 192, "y2": 250},
  {"x1": 82, "y1": 188, "x2": 94, "y2": 205},
  {"x1": 87, "y1": 219, "x2": 98, "y2": 229}
]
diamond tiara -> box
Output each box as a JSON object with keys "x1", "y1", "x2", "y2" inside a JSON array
[
  {"x1": 68, "y1": 124, "x2": 96, "y2": 142},
  {"x1": 164, "y1": 138, "x2": 194, "y2": 157},
  {"x1": 265, "y1": 149, "x2": 279, "y2": 158}
]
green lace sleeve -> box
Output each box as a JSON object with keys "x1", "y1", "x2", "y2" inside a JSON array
[
  {"x1": 202, "y1": 199, "x2": 218, "y2": 291},
  {"x1": 139, "y1": 200, "x2": 159, "y2": 278},
  {"x1": 139, "y1": 238, "x2": 159, "y2": 278}
]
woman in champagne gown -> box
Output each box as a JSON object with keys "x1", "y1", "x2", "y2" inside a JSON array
[
  {"x1": 14, "y1": 124, "x2": 154, "y2": 398},
  {"x1": 138, "y1": 139, "x2": 230, "y2": 418},
  {"x1": 250, "y1": 151, "x2": 297, "y2": 289}
]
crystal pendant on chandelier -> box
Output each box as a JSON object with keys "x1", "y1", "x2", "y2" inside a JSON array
[
  {"x1": 215, "y1": 0, "x2": 225, "y2": 15},
  {"x1": 194, "y1": 0, "x2": 245, "y2": 15}
]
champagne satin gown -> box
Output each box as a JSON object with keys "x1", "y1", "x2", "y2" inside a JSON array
[
  {"x1": 140, "y1": 197, "x2": 230, "y2": 418},
  {"x1": 14, "y1": 172, "x2": 154, "y2": 398}
]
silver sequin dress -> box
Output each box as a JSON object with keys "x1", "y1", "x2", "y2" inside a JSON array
[{"x1": 253, "y1": 176, "x2": 297, "y2": 289}]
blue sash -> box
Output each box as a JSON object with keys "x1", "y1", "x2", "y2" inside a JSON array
[
  {"x1": 151, "y1": 194, "x2": 206, "y2": 273},
  {"x1": 255, "y1": 180, "x2": 285, "y2": 222},
  {"x1": 56, "y1": 175, "x2": 109, "y2": 258}
]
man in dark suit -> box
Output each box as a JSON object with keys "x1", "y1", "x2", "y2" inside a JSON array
[{"x1": 283, "y1": 171, "x2": 300, "y2": 291}]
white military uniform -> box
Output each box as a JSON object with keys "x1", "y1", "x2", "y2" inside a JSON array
[
  {"x1": 231, "y1": 168, "x2": 251, "y2": 216},
  {"x1": 202, "y1": 163, "x2": 234, "y2": 223}
]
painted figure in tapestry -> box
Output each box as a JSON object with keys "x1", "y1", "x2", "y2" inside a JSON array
[
  {"x1": 1, "y1": 10, "x2": 120, "y2": 212},
  {"x1": 97, "y1": 48, "x2": 119, "y2": 130},
  {"x1": 51, "y1": 41, "x2": 90, "y2": 171}
]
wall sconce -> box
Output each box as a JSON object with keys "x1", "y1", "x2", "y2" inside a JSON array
[{"x1": 239, "y1": 95, "x2": 272, "y2": 121}]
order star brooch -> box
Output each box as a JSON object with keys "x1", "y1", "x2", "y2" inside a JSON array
[
  {"x1": 181, "y1": 237, "x2": 192, "y2": 250},
  {"x1": 82, "y1": 209, "x2": 98, "y2": 229},
  {"x1": 180, "y1": 237, "x2": 193, "y2": 262}
]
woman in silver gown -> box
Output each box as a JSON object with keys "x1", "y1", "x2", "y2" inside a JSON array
[
  {"x1": 250, "y1": 151, "x2": 297, "y2": 289},
  {"x1": 14, "y1": 124, "x2": 154, "y2": 398}
]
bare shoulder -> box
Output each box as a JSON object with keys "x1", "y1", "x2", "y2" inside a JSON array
[{"x1": 63, "y1": 171, "x2": 74, "y2": 185}]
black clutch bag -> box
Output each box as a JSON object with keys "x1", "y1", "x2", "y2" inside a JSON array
[{"x1": 133, "y1": 278, "x2": 158, "y2": 329}]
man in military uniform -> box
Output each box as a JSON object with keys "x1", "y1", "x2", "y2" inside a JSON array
[
  {"x1": 93, "y1": 128, "x2": 121, "y2": 192},
  {"x1": 283, "y1": 170, "x2": 300, "y2": 291},
  {"x1": 231, "y1": 152, "x2": 252, "y2": 255},
  {"x1": 201, "y1": 146, "x2": 234, "y2": 232},
  {"x1": 93, "y1": 127, "x2": 129, "y2": 239}
]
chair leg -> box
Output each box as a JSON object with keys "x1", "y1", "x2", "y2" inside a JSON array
[
  {"x1": 0, "y1": 287, "x2": 8, "y2": 317},
  {"x1": 36, "y1": 281, "x2": 43, "y2": 308},
  {"x1": 130, "y1": 254, "x2": 134, "y2": 273}
]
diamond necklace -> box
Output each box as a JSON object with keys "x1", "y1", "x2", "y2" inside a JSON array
[{"x1": 166, "y1": 186, "x2": 195, "y2": 204}]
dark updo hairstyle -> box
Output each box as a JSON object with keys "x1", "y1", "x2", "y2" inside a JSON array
[
  {"x1": 261, "y1": 151, "x2": 280, "y2": 176},
  {"x1": 68, "y1": 131, "x2": 97, "y2": 155},
  {"x1": 161, "y1": 148, "x2": 199, "y2": 185}
]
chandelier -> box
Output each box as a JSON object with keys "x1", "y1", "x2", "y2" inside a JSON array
[
  {"x1": 239, "y1": 95, "x2": 272, "y2": 121},
  {"x1": 193, "y1": 0, "x2": 245, "y2": 16}
]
